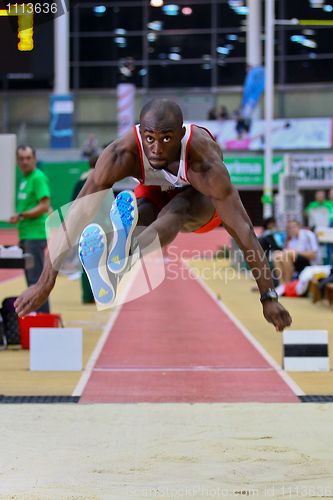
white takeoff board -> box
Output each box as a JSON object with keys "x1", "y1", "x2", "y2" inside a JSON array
[{"x1": 0, "y1": 134, "x2": 16, "y2": 221}]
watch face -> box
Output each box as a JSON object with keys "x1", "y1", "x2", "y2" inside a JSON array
[{"x1": 261, "y1": 289, "x2": 278, "y2": 302}]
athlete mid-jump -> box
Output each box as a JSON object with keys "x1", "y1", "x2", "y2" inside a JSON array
[{"x1": 15, "y1": 99, "x2": 292, "y2": 332}]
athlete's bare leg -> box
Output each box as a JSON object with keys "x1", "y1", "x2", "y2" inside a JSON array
[{"x1": 137, "y1": 198, "x2": 159, "y2": 227}]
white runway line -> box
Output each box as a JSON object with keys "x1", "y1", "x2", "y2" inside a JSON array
[
  {"x1": 182, "y1": 259, "x2": 305, "y2": 396},
  {"x1": 93, "y1": 366, "x2": 276, "y2": 372},
  {"x1": 72, "y1": 265, "x2": 140, "y2": 397},
  {"x1": 72, "y1": 306, "x2": 123, "y2": 397}
]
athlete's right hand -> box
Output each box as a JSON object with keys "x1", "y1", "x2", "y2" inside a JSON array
[{"x1": 14, "y1": 281, "x2": 54, "y2": 317}]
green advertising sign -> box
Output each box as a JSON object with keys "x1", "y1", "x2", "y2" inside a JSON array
[{"x1": 225, "y1": 156, "x2": 285, "y2": 186}]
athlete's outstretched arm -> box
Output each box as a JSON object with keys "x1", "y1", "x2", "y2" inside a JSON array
[
  {"x1": 188, "y1": 153, "x2": 292, "y2": 332},
  {"x1": 15, "y1": 139, "x2": 137, "y2": 317}
]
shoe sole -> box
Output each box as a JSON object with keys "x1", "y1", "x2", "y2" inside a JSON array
[
  {"x1": 107, "y1": 191, "x2": 138, "y2": 274},
  {"x1": 78, "y1": 223, "x2": 115, "y2": 307}
]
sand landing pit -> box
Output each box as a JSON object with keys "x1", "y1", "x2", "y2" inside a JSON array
[{"x1": 0, "y1": 403, "x2": 333, "y2": 499}]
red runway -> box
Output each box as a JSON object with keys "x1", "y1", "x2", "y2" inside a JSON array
[{"x1": 81, "y1": 231, "x2": 298, "y2": 404}]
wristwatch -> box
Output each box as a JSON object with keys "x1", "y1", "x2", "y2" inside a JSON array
[
  {"x1": 18, "y1": 213, "x2": 24, "y2": 221},
  {"x1": 260, "y1": 288, "x2": 278, "y2": 303}
]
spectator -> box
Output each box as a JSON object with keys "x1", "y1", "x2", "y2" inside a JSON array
[
  {"x1": 259, "y1": 217, "x2": 285, "y2": 255},
  {"x1": 327, "y1": 188, "x2": 333, "y2": 226},
  {"x1": 272, "y1": 220, "x2": 321, "y2": 284},
  {"x1": 305, "y1": 190, "x2": 331, "y2": 230},
  {"x1": 72, "y1": 153, "x2": 99, "y2": 201},
  {"x1": 9, "y1": 145, "x2": 51, "y2": 313},
  {"x1": 217, "y1": 105, "x2": 230, "y2": 120},
  {"x1": 207, "y1": 107, "x2": 217, "y2": 120},
  {"x1": 258, "y1": 217, "x2": 285, "y2": 287},
  {"x1": 81, "y1": 134, "x2": 98, "y2": 159}
]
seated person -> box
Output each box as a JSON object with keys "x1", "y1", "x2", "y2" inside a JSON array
[
  {"x1": 258, "y1": 217, "x2": 285, "y2": 287},
  {"x1": 305, "y1": 190, "x2": 331, "y2": 230},
  {"x1": 258, "y1": 217, "x2": 285, "y2": 257},
  {"x1": 272, "y1": 219, "x2": 321, "y2": 284}
]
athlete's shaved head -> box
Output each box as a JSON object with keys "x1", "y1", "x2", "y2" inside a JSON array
[{"x1": 140, "y1": 99, "x2": 183, "y2": 131}]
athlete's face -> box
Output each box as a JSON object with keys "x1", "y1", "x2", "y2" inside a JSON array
[{"x1": 140, "y1": 116, "x2": 186, "y2": 170}]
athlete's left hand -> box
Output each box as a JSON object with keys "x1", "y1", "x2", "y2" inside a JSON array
[{"x1": 262, "y1": 301, "x2": 292, "y2": 332}]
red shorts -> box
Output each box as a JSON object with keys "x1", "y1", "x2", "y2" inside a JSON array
[{"x1": 134, "y1": 184, "x2": 221, "y2": 234}]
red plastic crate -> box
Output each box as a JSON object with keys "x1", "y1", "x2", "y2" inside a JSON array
[{"x1": 19, "y1": 313, "x2": 62, "y2": 350}]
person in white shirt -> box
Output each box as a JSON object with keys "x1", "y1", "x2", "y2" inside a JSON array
[{"x1": 272, "y1": 219, "x2": 321, "y2": 284}]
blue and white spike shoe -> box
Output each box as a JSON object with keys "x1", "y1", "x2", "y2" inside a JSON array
[
  {"x1": 78, "y1": 223, "x2": 115, "y2": 308},
  {"x1": 107, "y1": 191, "x2": 138, "y2": 274}
]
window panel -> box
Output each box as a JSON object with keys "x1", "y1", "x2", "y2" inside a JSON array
[
  {"x1": 79, "y1": 36, "x2": 143, "y2": 62},
  {"x1": 217, "y1": 62, "x2": 246, "y2": 86},
  {"x1": 216, "y1": 34, "x2": 246, "y2": 59},
  {"x1": 79, "y1": 6, "x2": 143, "y2": 32},
  {"x1": 148, "y1": 3, "x2": 211, "y2": 30},
  {"x1": 285, "y1": 59, "x2": 333, "y2": 83},
  {"x1": 285, "y1": 0, "x2": 333, "y2": 21},
  {"x1": 149, "y1": 64, "x2": 211, "y2": 88},
  {"x1": 79, "y1": 66, "x2": 144, "y2": 89},
  {"x1": 149, "y1": 34, "x2": 211, "y2": 60},
  {"x1": 281, "y1": 27, "x2": 333, "y2": 57},
  {"x1": 217, "y1": 3, "x2": 245, "y2": 29}
]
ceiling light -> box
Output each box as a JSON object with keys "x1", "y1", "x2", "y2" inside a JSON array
[
  {"x1": 216, "y1": 46, "x2": 230, "y2": 55},
  {"x1": 182, "y1": 6, "x2": 192, "y2": 15},
  {"x1": 323, "y1": 4, "x2": 333, "y2": 11},
  {"x1": 93, "y1": 5, "x2": 106, "y2": 14},
  {"x1": 168, "y1": 53, "x2": 181, "y2": 60},
  {"x1": 150, "y1": 0, "x2": 164, "y2": 6},
  {"x1": 114, "y1": 29, "x2": 126, "y2": 35},
  {"x1": 147, "y1": 33, "x2": 157, "y2": 42},
  {"x1": 309, "y1": 0, "x2": 324, "y2": 7},
  {"x1": 302, "y1": 29, "x2": 315, "y2": 35},
  {"x1": 301, "y1": 39, "x2": 317, "y2": 48},
  {"x1": 227, "y1": 34, "x2": 238, "y2": 41},
  {"x1": 290, "y1": 35, "x2": 305, "y2": 42},
  {"x1": 139, "y1": 68, "x2": 148, "y2": 76},
  {"x1": 147, "y1": 20, "x2": 163, "y2": 30},
  {"x1": 162, "y1": 4, "x2": 179, "y2": 16},
  {"x1": 114, "y1": 37, "x2": 127, "y2": 48},
  {"x1": 228, "y1": 0, "x2": 244, "y2": 7},
  {"x1": 234, "y1": 6, "x2": 248, "y2": 14}
]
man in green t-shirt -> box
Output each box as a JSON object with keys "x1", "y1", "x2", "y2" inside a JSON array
[
  {"x1": 327, "y1": 188, "x2": 333, "y2": 226},
  {"x1": 305, "y1": 190, "x2": 331, "y2": 229},
  {"x1": 9, "y1": 145, "x2": 51, "y2": 312}
]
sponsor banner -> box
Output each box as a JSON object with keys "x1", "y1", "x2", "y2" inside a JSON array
[
  {"x1": 291, "y1": 154, "x2": 333, "y2": 187},
  {"x1": 49, "y1": 95, "x2": 74, "y2": 149},
  {"x1": 191, "y1": 118, "x2": 332, "y2": 151},
  {"x1": 241, "y1": 65, "x2": 265, "y2": 119},
  {"x1": 224, "y1": 156, "x2": 284, "y2": 186}
]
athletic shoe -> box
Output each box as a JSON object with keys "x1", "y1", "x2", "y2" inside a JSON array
[
  {"x1": 78, "y1": 223, "x2": 115, "y2": 308},
  {"x1": 107, "y1": 190, "x2": 138, "y2": 274}
]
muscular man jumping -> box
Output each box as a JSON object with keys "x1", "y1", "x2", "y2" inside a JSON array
[{"x1": 15, "y1": 99, "x2": 292, "y2": 331}]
